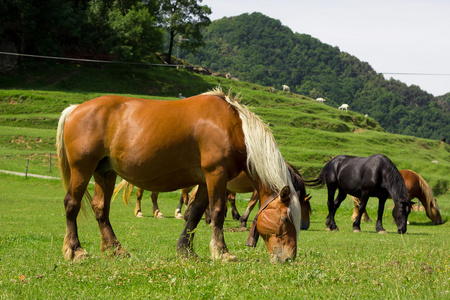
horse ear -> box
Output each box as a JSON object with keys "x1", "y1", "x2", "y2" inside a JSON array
[{"x1": 279, "y1": 186, "x2": 291, "y2": 203}]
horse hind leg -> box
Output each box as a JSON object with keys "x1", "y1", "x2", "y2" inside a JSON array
[
  {"x1": 135, "y1": 188, "x2": 144, "y2": 217},
  {"x1": 326, "y1": 187, "x2": 343, "y2": 231},
  {"x1": 151, "y1": 192, "x2": 164, "y2": 218},
  {"x1": 227, "y1": 192, "x2": 241, "y2": 221},
  {"x1": 63, "y1": 169, "x2": 92, "y2": 260},
  {"x1": 92, "y1": 171, "x2": 130, "y2": 257}
]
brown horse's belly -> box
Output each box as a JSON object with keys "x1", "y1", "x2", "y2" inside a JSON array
[{"x1": 118, "y1": 166, "x2": 205, "y2": 192}]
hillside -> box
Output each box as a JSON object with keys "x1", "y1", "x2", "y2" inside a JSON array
[
  {"x1": 0, "y1": 62, "x2": 448, "y2": 194},
  {"x1": 181, "y1": 12, "x2": 450, "y2": 141}
]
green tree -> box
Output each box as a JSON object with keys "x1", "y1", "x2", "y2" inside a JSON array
[{"x1": 157, "y1": 0, "x2": 211, "y2": 63}]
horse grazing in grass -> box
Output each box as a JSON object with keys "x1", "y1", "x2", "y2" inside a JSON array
[
  {"x1": 183, "y1": 163, "x2": 312, "y2": 234},
  {"x1": 57, "y1": 88, "x2": 301, "y2": 262},
  {"x1": 305, "y1": 154, "x2": 413, "y2": 234},
  {"x1": 351, "y1": 170, "x2": 442, "y2": 225},
  {"x1": 113, "y1": 181, "x2": 193, "y2": 219}
]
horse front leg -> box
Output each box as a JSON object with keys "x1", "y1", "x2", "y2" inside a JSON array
[
  {"x1": 92, "y1": 172, "x2": 129, "y2": 257},
  {"x1": 239, "y1": 190, "x2": 259, "y2": 228},
  {"x1": 151, "y1": 192, "x2": 163, "y2": 218},
  {"x1": 206, "y1": 174, "x2": 236, "y2": 261},
  {"x1": 177, "y1": 185, "x2": 209, "y2": 258},
  {"x1": 352, "y1": 191, "x2": 369, "y2": 232},
  {"x1": 376, "y1": 196, "x2": 388, "y2": 233},
  {"x1": 63, "y1": 169, "x2": 91, "y2": 261},
  {"x1": 135, "y1": 188, "x2": 144, "y2": 217},
  {"x1": 175, "y1": 193, "x2": 185, "y2": 219},
  {"x1": 351, "y1": 196, "x2": 372, "y2": 223}
]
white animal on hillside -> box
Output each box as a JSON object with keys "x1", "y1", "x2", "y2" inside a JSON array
[
  {"x1": 316, "y1": 97, "x2": 325, "y2": 103},
  {"x1": 282, "y1": 85, "x2": 290, "y2": 92},
  {"x1": 338, "y1": 104, "x2": 349, "y2": 112}
]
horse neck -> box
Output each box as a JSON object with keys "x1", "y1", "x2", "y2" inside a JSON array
[{"x1": 384, "y1": 171, "x2": 409, "y2": 205}]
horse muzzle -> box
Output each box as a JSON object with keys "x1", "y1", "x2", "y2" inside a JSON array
[{"x1": 397, "y1": 227, "x2": 407, "y2": 234}]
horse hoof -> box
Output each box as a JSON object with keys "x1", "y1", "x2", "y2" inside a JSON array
[
  {"x1": 222, "y1": 252, "x2": 237, "y2": 262},
  {"x1": 104, "y1": 245, "x2": 130, "y2": 258},
  {"x1": 177, "y1": 248, "x2": 198, "y2": 259},
  {"x1": 175, "y1": 213, "x2": 184, "y2": 219},
  {"x1": 154, "y1": 210, "x2": 164, "y2": 218},
  {"x1": 136, "y1": 212, "x2": 144, "y2": 218},
  {"x1": 353, "y1": 229, "x2": 361, "y2": 233},
  {"x1": 73, "y1": 248, "x2": 89, "y2": 261},
  {"x1": 63, "y1": 247, "x2": 89, "y2": 261},
  {"x1": 325, "y1": 227, "x2": 331, "y2": 231},
  {"x1": 378, "y1": 230, "x2": 387, "y2": 234}
]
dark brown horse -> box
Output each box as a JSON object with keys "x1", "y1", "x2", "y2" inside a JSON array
[
  {"x1": 306, "y1": 154, "x2": 413, "y2": 234},
  {"x1": 57, "y1": 88, "x2": 302, "y2": 262},
  {"x1": 351, "y1": 169, "x2": 443, "y2": 225}
]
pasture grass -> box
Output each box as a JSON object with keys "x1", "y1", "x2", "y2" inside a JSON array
[
  {"x1": 0, "y1": 174, "x2": 449, "y2": 299},
  {"x1": 0, "y1": 65, "x2": 449, "y2": 298}
]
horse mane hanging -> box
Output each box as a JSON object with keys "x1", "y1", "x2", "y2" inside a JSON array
[
  {"x1": 202, "y1": 87, "x2": 301, "y2": 238},
  {"x1": 202, "y1": 87, "x2": 290, "y2": 194}
]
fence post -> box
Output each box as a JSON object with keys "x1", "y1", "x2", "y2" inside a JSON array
[{"x1": 26, "y1": 159, "x2": 29, "y2": 179}]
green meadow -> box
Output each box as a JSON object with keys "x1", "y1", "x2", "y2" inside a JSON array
[{"x1": 0, "y1": 64, "x2": 449, "y2": 298}]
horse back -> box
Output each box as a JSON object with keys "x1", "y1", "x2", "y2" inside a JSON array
[{"x1": 63, "y1": 95, "x2": 247, "y2": 191}]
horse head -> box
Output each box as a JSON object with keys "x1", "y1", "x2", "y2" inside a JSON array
[
  {"x1": 427, "y1": 198, "x2": 443, "y2": 225},
  {"x1": 392, "y1": 198, "x2": 414, "y2": 234},
  {"x1": 256, "y1": 186, "x2": 298, "y2": 263}
]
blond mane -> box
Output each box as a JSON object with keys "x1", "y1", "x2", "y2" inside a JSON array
[
  {"x1": 416, "y1": 171, "x2": 439, "y2": 211},
  {"x1": 202, "y1": 87, "x2": 301, "y2": 237}
]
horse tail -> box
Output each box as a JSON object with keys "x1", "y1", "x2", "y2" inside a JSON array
[
  {"x1": 57, "y1": 105, "x2": 78, "y2": 191},
  {"x1": 56, "y1": 105, "x2": 92, "y2": 212},
  {"x1": 304, "y1": 168, "x2": 326, "y2": 188},
  {"x1": 112, "y1": 179, "x2": 134, "y2": 205}
]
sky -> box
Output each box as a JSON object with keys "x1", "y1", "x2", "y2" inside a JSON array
[{"x1": 202, "y1": 0, "x2": 450, "y2": 96}]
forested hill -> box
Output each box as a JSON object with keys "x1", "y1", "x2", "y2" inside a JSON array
[{"x1": 181, "y1": 12, "x2": 449, "y2": 140}]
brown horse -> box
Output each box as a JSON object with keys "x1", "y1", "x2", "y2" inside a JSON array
[
  {"x1": 352, "y1": 170, "x2": 443, "y2": 225},
  {"x1": 184, "y1": 163, "x2": 312, "y2": 231},
  {"x1": 57, "y1": 88, "x2": 302, "y2": 262},
  {"x1": 113, "y1": 181, "x2": 193, "y2": 219}
]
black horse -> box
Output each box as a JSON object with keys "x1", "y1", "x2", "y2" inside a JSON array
[{"x1": 306, "y1": 154, "x2": 413, "y2": 234}]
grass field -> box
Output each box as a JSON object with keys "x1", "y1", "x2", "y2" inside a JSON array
[
  {"x1": 0, "y1": 173, "x2": 449, "y2": 299},
  {"x1": 0, "y1": 63, "x2": 449, "y2": 298}
]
